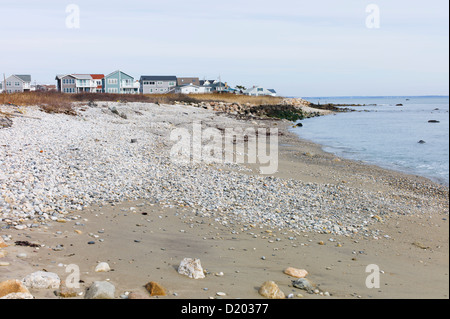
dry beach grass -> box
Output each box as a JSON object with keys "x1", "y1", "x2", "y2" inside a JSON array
[{"x1": 0, "y1": 92, "x2": 285, "y2": 114}]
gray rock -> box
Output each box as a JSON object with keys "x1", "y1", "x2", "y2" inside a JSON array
[
  {"x1": 292, "y1": 278, "x2": 315, "y2": 294},
  {"x1": 0, "y1": 117, "x2": 13, "y2": 129},
  {"x1": 109, "y1": 106, "x2": 119, "y2": 115},
  {"x1": 85, "y1": 281, "x2": 115, "y2": 299}
]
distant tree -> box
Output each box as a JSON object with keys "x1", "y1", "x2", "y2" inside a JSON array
[{"x1": 235, "y1": 85, "x2": 246, "y2": 91}]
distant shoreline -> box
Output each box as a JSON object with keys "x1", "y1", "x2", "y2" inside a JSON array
[{"x1": 300, "y1": 95, "x2": 450, "y2": 99}]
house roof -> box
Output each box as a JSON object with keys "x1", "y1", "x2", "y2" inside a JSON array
[
  {"x1": 14, "y1": 75, "x2": 31, "y2": 82},
  {"x1": 177, "y1": 77, "x2": 200, "y2": 85},
  {"x1": 56, "y1": 74, "x2": 103, "y2": 80},
  {"x1": 105, "y1": 70, "x2": 134, "y2": 79},
  {"x1": 55, "y1": 74, "x2": 71, "y2": 80},
  {"x1": 200, "y1": 80, "x2": 217, "y2": 85},
  {"x1": 268, "y1": 89, "x2": 277, "y2": 93},
  {"x1": 140, "y1": 76, "x2": 177, "y2": 82},
  {"x1": 72, "y1": 74, "x2": 93, "y2": 80},
  {"x1": 90, "y1": 74, "x2": 105, "y2": 80},
  {"x1": 206, "y1": 82, "x2": 226, "y2": 88}
]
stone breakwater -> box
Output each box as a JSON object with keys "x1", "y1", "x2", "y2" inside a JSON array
[
  {"x1": 173, "y1": 97, "x2": 327, "y2": 118},
  {"x1": 0, "y1": 102, "x2": 447, "y2": 238}
]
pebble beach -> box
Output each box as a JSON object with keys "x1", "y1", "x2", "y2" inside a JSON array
[{"x1": 0, "y1": 101, "x2": 448, "y2": 299}]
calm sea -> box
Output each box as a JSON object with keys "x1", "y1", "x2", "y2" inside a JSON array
[{"x1": 293, "y1": 96, "x2": 449, "y2": 185}]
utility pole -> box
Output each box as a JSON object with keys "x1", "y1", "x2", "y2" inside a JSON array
[{"x1": 3, "y1": 73, "x2": 7, "y2": 94}]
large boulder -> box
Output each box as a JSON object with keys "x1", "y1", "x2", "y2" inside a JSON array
[
  {"x1": 292, "y1": 278, "x2": 315, "y2": 294},
  {"x1": 22, "y1": 271, "x2": 61, "y2": 289},
  {"x1": 283, "y1": 267, "x2": 309, "y2": 278},
  {"x1": 0, "y1": 279, "x2": 33, "y2": 299},
  {"x1": 258, "y1": 281, "x2": 285, "y2": 299},
  {"x1": 85, "y1": 281, "x2": 115, "y2": 299},
  {"x1": 145, "y1": 282, "x2": 167, "y2": 296}
]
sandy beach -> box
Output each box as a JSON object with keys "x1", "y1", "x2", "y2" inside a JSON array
[{"x1": 0, "y1": 101, "x2": 448, "y2": 299}]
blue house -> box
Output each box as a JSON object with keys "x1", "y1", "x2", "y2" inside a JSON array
[{"x1": 103, "y1": 70, "x2": 139, "y2": 94}]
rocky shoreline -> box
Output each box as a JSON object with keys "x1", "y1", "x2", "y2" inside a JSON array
[{"x1": 1, "y1": 101, "x2": 448, "y2": 299}]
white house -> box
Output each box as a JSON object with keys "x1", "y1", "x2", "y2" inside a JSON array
[
  {"x1": 172, "y1": 83, "x2": 212, "y2": 94},
  {"x1": 56, "y1": 74, "x2": 104, "y2": 93},
  {"x1": 244, "y1": 86, "x2": 277, "y2": 97}
]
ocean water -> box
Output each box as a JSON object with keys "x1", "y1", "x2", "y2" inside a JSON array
[{"x1": 293, "y1": 96, "x2": 449, "y2": 185}]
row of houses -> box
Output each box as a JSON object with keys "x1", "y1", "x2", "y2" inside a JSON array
[
  {"x1": 1, "y1": 71, "x2": 277, "y2": 97},
  {"x1": 55, "y1": 71, "x2": 234, "y2": 95}
]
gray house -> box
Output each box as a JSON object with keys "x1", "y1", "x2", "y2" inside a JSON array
[
  {"x1": 4, "y1": 75, "x2": 32, "y2": 93},
  {"x1": 56, "y1": 74, "x2": 77, "y2": 93},
  {"x1": 140, "y1": 76, "x2": 177, "y2": 94}
]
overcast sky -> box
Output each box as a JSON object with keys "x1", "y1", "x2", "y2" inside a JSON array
[{"x1": 0, "y1": 0, "x2": 448, "y2": 97}]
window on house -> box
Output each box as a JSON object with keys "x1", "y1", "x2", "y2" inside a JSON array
[
  {"x1": 15, "y1": 82, "x2": 20, "y2": 86},
  {"x1": 108, "y1": 79, "x2": 118, "y2": 85},
  {"x1": 257, "y1": 88, "x2": 263, "y2": 92}
]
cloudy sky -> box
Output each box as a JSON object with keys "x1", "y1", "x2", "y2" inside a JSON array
[{"x1": 0, "y1": 0, "x2": 448, "y2": 96}]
